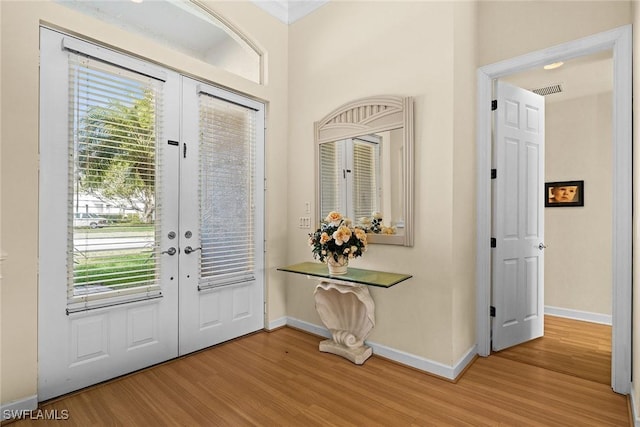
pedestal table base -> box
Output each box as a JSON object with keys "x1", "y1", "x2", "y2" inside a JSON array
[{"x1": 313, "y1": 281, "x2": 375, "y2": 365}]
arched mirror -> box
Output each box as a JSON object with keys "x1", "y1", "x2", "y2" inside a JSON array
[{"x1": 315, "y1": 96, "x2": 414, "y2": 246}]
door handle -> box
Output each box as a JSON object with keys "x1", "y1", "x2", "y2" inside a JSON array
[
  {"x1": 538, "y1": 243, "x2": 547, "y2": 250},
  {"x1": 184, "y1": 246, "x2": 201, "y2": 255},
  {"x1": 162, "y1": 247, "x2": 177, "y2": 256}
]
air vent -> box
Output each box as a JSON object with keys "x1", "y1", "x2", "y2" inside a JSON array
[{"x1": 531, "y1": 83, "x2": 563, "y2": 96}]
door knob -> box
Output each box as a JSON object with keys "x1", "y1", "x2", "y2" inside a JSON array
[
  {"x1": 162, "y1": 247, "x2": 177, "y2": 256},
  {"x1": 538, "y1": 243, "x2": 547, "y2": 250},
  {"x1": 184, "y1": 246, "x2": 201, "y2": 255}
]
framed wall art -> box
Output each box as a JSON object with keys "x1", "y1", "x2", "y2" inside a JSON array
[{"x1": 545, "y1": 180, "x2": 584, "y2": 207}]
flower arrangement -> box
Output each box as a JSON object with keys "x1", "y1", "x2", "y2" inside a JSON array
[
  {"x1": 309, "y1": 211, "x2": 368, "y2": 263},
  {"x1": 358, "y1": 211, "x2": 397, "y2": 235}
]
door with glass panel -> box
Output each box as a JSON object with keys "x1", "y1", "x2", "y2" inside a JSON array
[
  {"x1": 38, "y1": 29, "x2": 264, "y2": 400},
  {"x1": 179, "y1": 78, "x2": 264, "y2": 354}
]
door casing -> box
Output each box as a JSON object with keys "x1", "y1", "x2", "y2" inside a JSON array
[{"x1": 475, "y1": 25, "x2": 632, "y2": 394}]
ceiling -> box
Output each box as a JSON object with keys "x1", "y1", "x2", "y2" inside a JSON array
[
  {"x1": 250, "y1": 0, "x2": 329, "y2": 24},
  {"x1": 502, "y1": 50, "x2": 613, "y2": 103}
]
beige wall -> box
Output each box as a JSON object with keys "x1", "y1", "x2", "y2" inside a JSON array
[
  {"x1": 288, "y1": 1, "x2": 477, "y2": 366},
  {"x1": 478, "y1": 1, "x2": 632, "y2": 66},
  {"x1": 452, "y1": 0, "x2": 478, "y2": 362},
  {"x1": 0, "y1": 0, "x2": 289, "y2": 406},
  {"x1": 544, "y1": 93, "x2": 612, "y2": 316}
]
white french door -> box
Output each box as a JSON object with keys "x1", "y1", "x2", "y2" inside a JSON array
[
  {"x1": 38, "y1": 29, "x2": 264, "y2": 400},
  {"x1": 491, "y1": 80, "x2": 545, "y2": 351},
  {"x1": 178, "y1": 78, "x2": 265, "y2": 355}
]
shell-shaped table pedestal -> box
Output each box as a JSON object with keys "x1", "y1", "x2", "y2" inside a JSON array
[
  {"x1": 277, "y1": 262, "x2": 412, "y2": 365},
  {"x1": 314, "y1": 281, "x2": 375, "y2": 365}
]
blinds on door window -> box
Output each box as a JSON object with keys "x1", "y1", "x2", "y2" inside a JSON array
[
  {"x1": 198, "y1": 92, "x2": 257, "y2": 289},
  {"x1": 352, "y1": 139, "x2": 380, "y2": 220},
  {"x1": 318, "y1": 138, "x2": 380, "y2": 221},
  {"x1": 319, "y1": 142, "x2": 345, "y2": 220},
  {"x1": 67, "y1": 53, "x2": 164, "y2": 309}
]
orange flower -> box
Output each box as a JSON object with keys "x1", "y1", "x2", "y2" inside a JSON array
[
  {"x1": 354, "y1": 228, "x2": 367, "y2": 242},
  {"x1": 332, "y1": 225, "x2": 352, "y2": 245},
  {"x1": 325, "y1": 211, "x2": 343, "y2": 225}
]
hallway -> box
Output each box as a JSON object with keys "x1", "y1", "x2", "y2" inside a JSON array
[{"x1": 493, "y1": 315, "x2": 611, "y2": 385}]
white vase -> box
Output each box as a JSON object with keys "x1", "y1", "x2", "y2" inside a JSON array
[{"x1": 327, "y1": 254, "x2": 348, "y2": 275}]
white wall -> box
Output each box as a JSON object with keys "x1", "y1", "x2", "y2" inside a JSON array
[
  {"x1": 544, "y1": 93, "x2": 612, "y2": 316},
  {"x1": 0, "y1": 0, "x2": 289, "y2": 407}
]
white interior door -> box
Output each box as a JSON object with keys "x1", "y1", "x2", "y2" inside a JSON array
[
  {"x1": 492, "y1": 80, "x2": 545, "y2": 352},
  {"x1": 38, "y1": 29, "x2": 264, "y2": 400}
]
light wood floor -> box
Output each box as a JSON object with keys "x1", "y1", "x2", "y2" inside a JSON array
[
  {"x1": 5, "y1": 325, "x2": 628, "y2": 426},
  {"x1": 494, "y1": 315, "x2": 612, "y2": 385}
]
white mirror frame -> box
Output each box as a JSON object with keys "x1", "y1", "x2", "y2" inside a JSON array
[{"x1": 315, "y1": 95, "x2": 414, "y2": 246}]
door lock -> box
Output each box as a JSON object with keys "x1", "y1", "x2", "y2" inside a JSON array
[
  {"x1": 184, "y1": 246, "x2": 201, "y2": 255},
  {"x1": 162, "y1": 247, "x2": 177, "y2": 256},
  {"x1": 538, "y1": 243, "x2": 547, "y2": 250}
]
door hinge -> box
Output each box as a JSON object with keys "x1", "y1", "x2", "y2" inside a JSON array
[
  {"x1": 490, "y1": 238, "x2": 496, "y2": 248},
  {"x1": 490, "y1": 306, "x2": 496, "y2": 317},
  {"x1": 183, "y1": 143, "x2": 187, "y2": 158},
  {"x1": 168, "y1": 140, "x2": 179, "y2": 146},
  {"x1": 491, "y1": 169, "x2": 497, "y2": 179},
  {"x1": 491, "y1": 100, "x2": 497, "y2": 111}
]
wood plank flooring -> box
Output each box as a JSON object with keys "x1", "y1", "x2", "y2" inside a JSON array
[
  {"x1": 5, "y1": 325, "x2": 628, "y2": 426},
  {"x1": 493, "y1": 315, "x2": 611, "y2": 385}
]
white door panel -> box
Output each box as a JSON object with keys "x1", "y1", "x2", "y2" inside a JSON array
[
  {"x1": 39, "y1": 29, "x2": 180, "y2": 400},
  {"x1": 492, "y1": 80, "x2": 545, "y2": 352},
  {"x1": 178, "y1": 78, "x2": 265, "y2": 355}
]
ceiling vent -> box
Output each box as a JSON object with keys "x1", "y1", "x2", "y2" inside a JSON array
[{"x1": 531, "y1": 83, "x2": 563, "y2": 96}]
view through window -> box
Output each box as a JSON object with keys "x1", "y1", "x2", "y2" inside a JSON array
[{"x1": 69, "y1": 54, "x2": 163, "y2": 303}]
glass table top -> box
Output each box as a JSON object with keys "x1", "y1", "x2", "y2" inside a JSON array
[{"x1": 278, "y1": 262, "x2": 412, "y2": 288}]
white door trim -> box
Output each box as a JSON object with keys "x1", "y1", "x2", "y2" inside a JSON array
[{"x1": 475, "y1": 25, "x2": 632, "y2": 394}]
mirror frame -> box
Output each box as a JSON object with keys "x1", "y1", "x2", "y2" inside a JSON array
[{"x1": 314, "y1": 95, "x2": 414, "y2": 246}]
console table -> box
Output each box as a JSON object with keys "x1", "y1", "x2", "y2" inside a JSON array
[{"x1": 278, "y1": 262, "x2": 412, "y2": 364}]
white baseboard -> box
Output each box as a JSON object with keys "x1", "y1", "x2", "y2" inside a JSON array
[
  {"x1": 285, "y1": 316, "x2": 475, "y2": 381},
  {"x1": 1, "y1": 395, "x2": 38, "y2": 421},
  {"x1": 285, "y1": 317, "x2": 332, "y2": 340},
  {"x1": 545, "y1": 305, "x2": 612, "y2": 325},
  {"x1": 267, "y1": 316, "x2": 288, "y2": 330},
  {"x1": 630, "y1": 387, "x2": 640, "y2": 426}
]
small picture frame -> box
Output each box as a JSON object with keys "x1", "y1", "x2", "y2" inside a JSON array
[{"x1": 545, "y1": 180, "x2": 584, "y2": 207}]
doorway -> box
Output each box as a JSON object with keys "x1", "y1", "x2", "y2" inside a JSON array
[
  {"x1": 38, "y1": 29, "x2": 265, "y2": 400},
  {"x1": 475, "y1": 25, "x2": 632, "y2": 394}
]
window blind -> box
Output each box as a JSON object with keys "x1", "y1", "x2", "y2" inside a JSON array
[
  {"x1": 319, "y1": 142, "x2": 345, "y2": 220},
  {"x1": 352, "y1": 139, "x2": 380, "y2": 219},
  {"x1": 199, "y1": 93, "x2": 257, "y2": 288},
  {"x1": 319, "y1": 138, "x2": 379, "y2": 221},
  {"x1": 67, "y1": 54, "x2": 164, "y2": 308}
]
